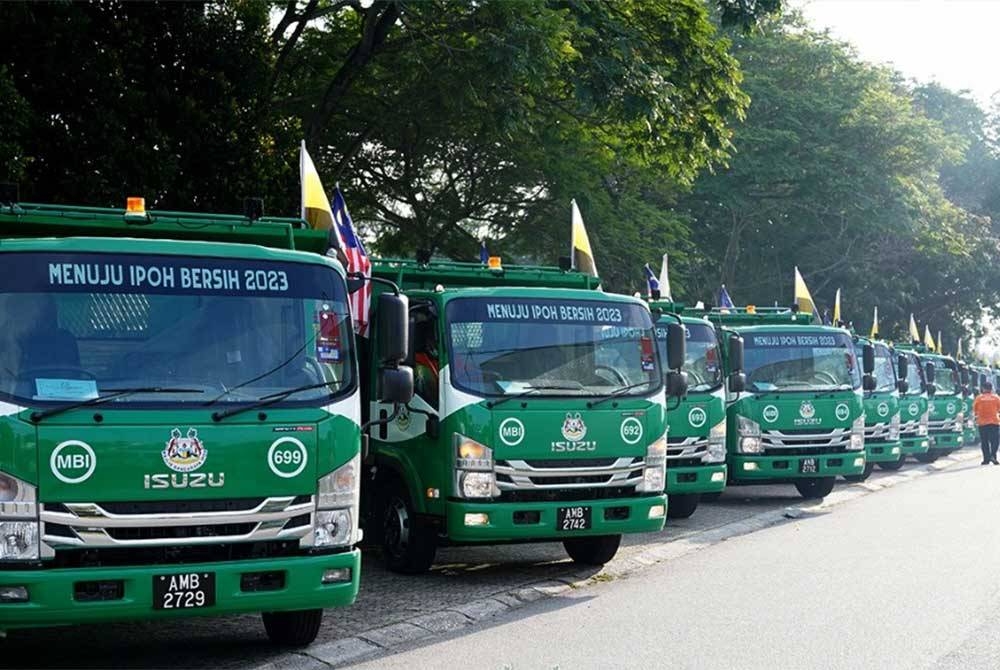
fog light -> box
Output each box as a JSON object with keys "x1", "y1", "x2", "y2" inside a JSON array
[
  {"x1": 958, "y1": 437, "x2": 964, "y2": 443},
  {"x1": 921, "y1": 440, "x2": 928, "y2": 448},
  {"x1": 648, "y1": 504, "x2": 666, "y2": 519},
  {"x1": 854, "y1": 457, "x2": 865, "y2": 467},
  {"x1": 321, "y1": 568, "x2": 352, "y2": 585},
  {"x1": 464, "y1": 513, "x2": 489, "y2": 527},
  {"x1": 743, "y1": 462, "x2": 758, "y2": 471},
  {"x1": 891, "y1": 447, "x2": 901, "y2": 455},
  {"x1": 711, "y1": 471, "x2": 725, "y2": 482},
  {"x1": 0, "y1": 585, "x2": 28, "y2": 603}
]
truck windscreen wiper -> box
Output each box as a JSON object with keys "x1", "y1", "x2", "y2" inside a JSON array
[
  {"x1": 30, "y1": 387, "x2": 206, "y2": 423},
  {"x1": 211, "y1": 380, "x2": 345, "y2": 422},
  {"x1": 587, "y1": 380, "x2": 656, "y2": 408},
  {"x1": 487, "y1": 383, "x2": 585, "y2": 409}
]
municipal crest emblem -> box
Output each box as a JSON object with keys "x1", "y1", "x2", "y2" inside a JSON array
[
  {"x1": 561, "y1": 412, "x2": 587, "y2": 442},
  {"x1": 799, "y1": 401, "x2": 816, "y2": 419},
  {"x1": 163, "y1": 428, "x2": 207, "y2": 473}
]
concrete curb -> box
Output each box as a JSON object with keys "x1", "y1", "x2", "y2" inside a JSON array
[{"x1": 252, "y1": 450, "x2": 978, "y2": 669}]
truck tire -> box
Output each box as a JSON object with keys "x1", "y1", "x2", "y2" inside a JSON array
[
  {"x1": 381, "y1": 481, "x2": 437, "y2": 575},
  {"x1": 794, "y1": 477, "x2": 836, "y2": 500},
  {"x1": 877, "y1": 454, "x2": 905, "y2": 471},
  {"x1": 262, "y1": 609, "x2": 323, "y2": 647},
  {"x1": 666, "y1": 494, "x2": 700, "y2": 519},
  {"x1": 843, "y1": 461, "x2": 874, "y2": 483},
  {"x1": 915, "y1": 452, "x2": 938, "y2": 463},
  {"x1": 563, "y1": 534, "x2": 622, "y2": 565}
]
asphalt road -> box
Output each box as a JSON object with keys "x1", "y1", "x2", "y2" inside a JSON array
[
  {"x1": 350, "y1": 457, "x2": 998, "y2": 670},
  {"x1": 1, "y1": 458, "x2": 975, "y2": 669}
]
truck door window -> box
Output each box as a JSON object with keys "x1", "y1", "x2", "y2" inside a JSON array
[{"x1": 411, "y1": 303, "x2": 440, "y2": 409}]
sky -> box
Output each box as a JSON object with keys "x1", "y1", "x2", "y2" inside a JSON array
[{"x1": 794, "y1": 0, "x2": 999, "y2": 108}]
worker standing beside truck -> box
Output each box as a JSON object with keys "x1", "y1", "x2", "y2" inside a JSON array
[{"x1": 972, "y1": 382, "x2": 1000, "y2": 465}]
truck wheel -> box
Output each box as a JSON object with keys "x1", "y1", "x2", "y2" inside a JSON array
[
  {"x1": 666, "y1": 494, "x2": 700, "y2": 519},
  {"x1": 563, "y1": 534, "x2": 622, "y2": 565},
  {"x1": 794, "y1": 477, "x2": 836, "y2": 500},
  {"x1": 843, "y1": 462, "x2": 874, "y2": 483},
  {"x1": 877, "y1": 454, "x2": 905, "y2": 471},
  {"x1": 262, "y1": 609, "x2": 323, "y2": 647},
  {"x1": 915, "y1": 452, "x2": 938, "y2": 463},
  {"x1": 382, "y1": 482, "x2": 436, "y2": 575}
]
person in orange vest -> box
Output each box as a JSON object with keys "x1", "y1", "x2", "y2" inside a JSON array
[{"x1": 972, "y1": 381, "x2": 1000, "y2": 465}]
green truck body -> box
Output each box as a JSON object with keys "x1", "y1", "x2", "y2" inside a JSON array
[
  {"x1": 896, "y1": 349, "x2": 930, "y2": 459},
  {"x1": 364, "y1": 259, "x2": 669, "y2": 573},
  {"x1": 0, "y1": 203, "x2": 366, "y2": 644},
  {"x1": 700, "y1": 308, "x2": 866, "y2": 499},
  {"x1": 898, "y1": 346, "x2": 965, "y2": 459},
  {"x1": 846, "y1": 337, "x2": 903, "y2": 480},
  {"x1": 649, "y1": 305, "x2": 726, "y2": 519}
]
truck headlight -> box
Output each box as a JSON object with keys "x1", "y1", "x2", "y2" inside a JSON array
[
  {"x1": 311, "y1": 455, "x2": 361, "y2": 548},
  {"x1": 889, "y1": 414, "x2": 900, "y2": 441},
  {"x1": 459, "y1": 471, "x2": 499, "y2": 499},
  {"x1": 0, "y1": 473, "x2": 39, "y2": 561},
  {"x1": 737, "y1": 415, "x2": 762, "y2": 454},
  {"x1": 849, "y1": 415, "x2": 865, "y2": 450},
  {"x1": 453, "y1": 434, "x2": 498, "y2": 498},
  {"x1": 636, "y1": 433, "x2": 667, "y2": 493},
  {"x1": 918, "y1": 411, "x2": 929, "y2": 436},
  {"x1": 956, "y1": 411, "x2": 965, "y2": 430},
  {"x1": 707, "y1": 420, "x2": 727, "y2": 462}
]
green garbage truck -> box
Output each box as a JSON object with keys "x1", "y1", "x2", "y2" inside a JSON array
[
  {"x1": 895, "y1": 348, "x2": 931, "y2": 464},
  {"x1": 896, "y1": 344, "x2": 964, "y2": 462},
  {"x1": 362, "y1": 258, "x2": 687, "y2": 573},
  {"x1": 0, "y1": 198, "x2": 410, "y2": 645},
  {"x1": 844, "y1": 336, "x2": 904, "y2": 482},
  {"x1": 648, "y1": 302, "x2": 727, "y2": 518},
  {"x1": 697, "y1": 306, "x2": 871, "y2": 499}
]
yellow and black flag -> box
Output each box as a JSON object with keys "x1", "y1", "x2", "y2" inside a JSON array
[
  {"x1": 570, "y1": 199, "x2": 598, "y2": 278},
  {"x1": 957, "y1": 338, "x2": 964, "y2": 360},
  {"x1": 870, "y1": 306, "x2": 879, "y2": 339},
  {"x1": 300, "y1": 141, "x2": 333, "y2": 231},
  {"x1": 909, "y1": 314, "x2": 920, "y2": 344},
  {"x1": 924, "y1": 325, "x2": 936, "y2": 351},
  {"x1": 832, "y1": 288, "x2": 842, "y2": 325},
  {"x1": 938, "y1": 331, "x2": 943, "y2": 356},
  {"x1": 793, "y1": 267, "x2": 820, "y2": 322}
]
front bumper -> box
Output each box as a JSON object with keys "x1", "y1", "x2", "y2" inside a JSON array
[
  {"x1": 445, "y1": 495, "x2": 667, "y2": 542},
  {"x1": 0, "y1": 549, "x2": 360, "y2": 630},
  {"x1": 929, "y1": 430, "x2": 964, "y2": 451},
  {"x1": 865, "y1": 440, "x2": 903, "y2": 463},
  {"x1": 899, "y1": 435, "x2": 930, "y2": 455},
  {"x1": 729, "y1": 452, "x2": 865, "y2": 482},
  {"x1": 666, "y1": 463, "x2": 727, "y2": 495}
]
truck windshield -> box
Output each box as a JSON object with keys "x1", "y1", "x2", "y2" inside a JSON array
[
  {"x1": 0, "y1": 252, "x2": 354, "y2": 407},
  {"x1": 743, "y1": 330, "x2": 861, "y2": 392},
  {"x1": 872, "y1": 343, "x2": 897, "y2": 392},
  {"x1": 903, "y1": 352, "x2": 925, "y2": 394},
  {"x1": 446, "y1": 297, "x2": 661, "y2": 398},
  {"x1": 656, "y1": 322, "x2": 722, "y2": 393},
  {"x1": 928, "y1": 357, "x2": 958, "y2": 395}
]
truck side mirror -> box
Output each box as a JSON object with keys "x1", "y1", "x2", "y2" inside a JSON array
[
  {"x1": 729, "y1": 371, "x2": 747, "y2": 393},
  {"x1": 728, "y1": 334, "x2": 745, "y2": 372},
  {"x1": 665, "y1": 370, "x2": 688, "y2": 398},
  {"x1": 862, "y1": 375, "x2": 876, "y2": 392},
  {"x1": 896, "y1": 379, "x2": 909, "y2": 394},
  {"x1": 924, "y1": 362, "x2": 935, "y2": 383},
  {"x1": 666, "y1": 323, "x2": 686, "y2": 371},
  {"x1": 960, "y1": 368, "x2": 970, "y2": 385},
  {"x1": 376, "y1": 292, "x2": 409, "y2": 364},
  {"x1": 862, "y1": 344, "x2": 875, "y2": 375},
  {"x1": 380, "y1": 366, "x2": 414, "y2": 404},
  {"x1": 897, "y1": 354, "x2": 908, "y2": 381}
]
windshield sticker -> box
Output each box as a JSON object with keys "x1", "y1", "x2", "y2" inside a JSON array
[
  {"x1": 35, "y1": 378, "x2": 98, "y2": 401},
  {"x1": 453, "y1": 298, "x2": 647, "y2": 326},
  {"x1": 750, "y1": 335, "x2": 840, "y2": 347},
  {"x1": 268, "y1": 437, "x2": 308, "y2": 478},
  {"x1": 499, "y1": 417, "x2": 525, "y2": 446},
  {"x1": 640, "y1": 336, "x2": 656, "y2": 371},
  {"x1": 620, "y1": 417, "x2": 643, "y2": 444},
  {"x1": 4, "y1": 252, "x2": 335, "y2": 298},
  {"x1": 315, "y1": 306, "x2": 344, "y2": 362},
  {"x1": 762, "y1": 405, "x2": 779, "y2": 422},
  {"x1": 50, "y1": 440, "x2": 96, "y2": 484}
]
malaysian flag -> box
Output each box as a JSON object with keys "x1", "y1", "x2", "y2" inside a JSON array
[{"x1": 331, "y1": 187, "x2": 372, "y2": 337}]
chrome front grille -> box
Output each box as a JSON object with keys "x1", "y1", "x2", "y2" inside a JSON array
[
  {"x1": 899, "y1": 419, "x2": 921, "y2": 437},
  {"x1": 864, "y1": 422, "x2": 891, "y2": 442},
  {"x1": 666, "y1": 436, "x2": 710, "y2": 462},
  {"x1": 761, "y1": 428, "x2": 851, "y2": 454},
  {"x1": 40, "y1": 496, "x2": 314, "y2": 549},
  {"x1": 495, "y1": 457, "x2": 644, "y2": 491},
  {"x1": 928, "y1": 418, "x2": 961, "y2": 432}
]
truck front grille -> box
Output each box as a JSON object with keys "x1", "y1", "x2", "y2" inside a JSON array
[
  {"x1": 40, "y1": 496, "x2": 314, "y2": 550},
  {"x1": 928, "y1": 418, "x2": 961, "y2": 433},
  {"x1": 666, "y1": 436, "x2": 710, "y2": 468},
  {"x1": 45, "y1": 540, "x2": 305, "y2": 569},
  {"x1": 495, "y1": 457, "x2": 644, "y2": 501},
  {"x1": 864, "y1": 422, "x2": 891, "y2": 442},
  {"x1": 761, "y1": 428, "x2": 851, "y2": 455},
  {"x1": 899, "y1": 419, "x2": 921, "y2": 438}
]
